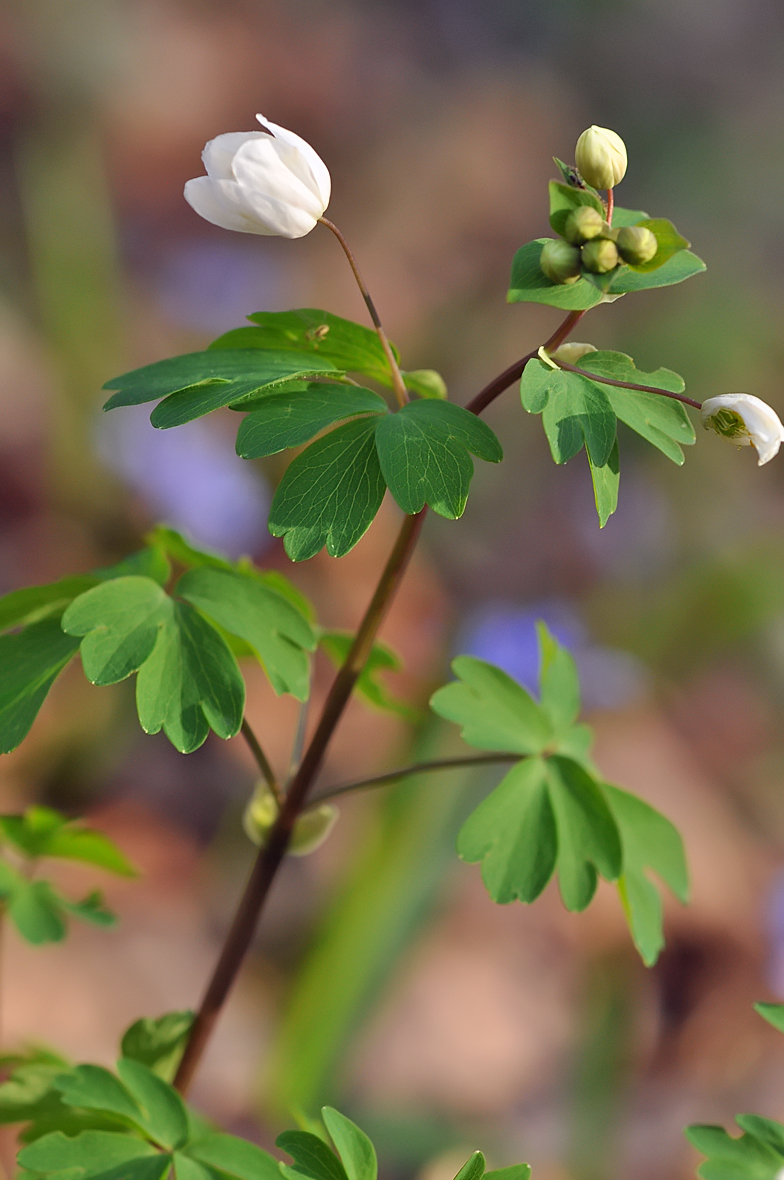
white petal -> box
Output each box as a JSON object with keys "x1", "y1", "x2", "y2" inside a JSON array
[
  {"x1": 232, "y1": 139, "x2": 324, "y2": 234},
  {"x1": 201, "y1": 131, "x2": 267, "y2": 180},
  {"x1": 184, "y1": 176, "x2": 277, "y2": 235},
  {"x1": 256, "y1": 113, "x2": 331, "y2": 207}
]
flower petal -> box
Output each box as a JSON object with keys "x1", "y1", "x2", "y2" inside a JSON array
[
  {"x1": 256, "y1": 114, "x2": 331, "y2": 208},
  {"x1": 201, "y1": 131, "x2": 268, "y2": 180},
  {"x1": 184, "y1": 176, "x2": 277, "y2": 235}
]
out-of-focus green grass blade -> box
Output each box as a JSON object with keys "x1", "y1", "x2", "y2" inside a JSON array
[{"x1": 261, "y1": 724, "x2": 481, "y2": 1117}]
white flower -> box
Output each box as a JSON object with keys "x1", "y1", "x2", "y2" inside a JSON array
[
  {"x1": 575, "y1": 125, "x2": 627, "y2": 190},
  {"x1": 701, "y1": 393, "x2": 784, "y2": 466},
  {"x1": 184, "y1": 114, "x2": 331, "y2": 239}
]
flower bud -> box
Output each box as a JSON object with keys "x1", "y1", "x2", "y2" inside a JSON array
[
  {"x1": 550, "y1": 342, "x2": 598, "y2": 365},
  {"x1": 540, "y1": 239, "x2": 581, "y2": 285},
  {"x1": 563, "y1": 206, "x2": 604, "y2": 245},
  {"x1": 581, "y1": 238, "x2": 619, "y2": 274},
  {"x1": 575, "y1": 125, "x2": 627, "y2": 190},
  {"x1": 701, "y1": 394, "x2": 784, "y2": 466},
  {"x1": 616, "y1": 225, "x2": 658, "y2": 266},
  {"x1": 243, "y1": 783, "x2": 339, "y2": 855}
]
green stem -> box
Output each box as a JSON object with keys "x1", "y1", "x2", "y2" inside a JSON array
[
  {"x1": 555, "y1": 359, "x2": 702, "y2": 410},
  {"x1": 318, "y1": 217, "x2": 409, "y2": 409},
  {"x1": 313, "y1": 753, "x2": 522, "y2": 804},
  {"x1": 240, "y1": 719, "x2": 280, "y2": 804}
]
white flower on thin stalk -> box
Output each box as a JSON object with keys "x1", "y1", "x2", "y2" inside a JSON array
[
  {"x1": 184, "y1": 114, "x2": 331, "y2": 239},
  {"x1": 701, "y1": 393, "x2": 784, "y2": 466}
]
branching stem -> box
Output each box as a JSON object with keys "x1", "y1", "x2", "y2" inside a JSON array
[
  {"x1": 555, "y1": 359, "x2": 702, "y2": 410},
  {"x1": 318, "y1": 217, "x2": 409, "y2": 409},
  {"x1": 173, "y1": 304, "x2": 590, "y2": 1095},
  {"x1": 313, "y1": 752, "x2": 522, "y2": 804}
]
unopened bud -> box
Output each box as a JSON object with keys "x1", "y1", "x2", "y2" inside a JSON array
[
  {"x1": 551, "y1": 342, "x2": 598, "y2": 365},
  {"x1": 540, "y1": 239, "x2": 581, "y2": 285},
  {"x1": 575, "y1": 126, "x2": 627, "y2": 190},
  {"x1": 563, "y1": 206, "x2": 604, "y2": 245},
  {"x1": 581, "y1": 238, "x2": 619, "y2": 274},
  {"x1": 616, "y1": 225, "x2": 658, "y2": 266},
  {"x1": 243, "y1": 783, "x2": 339, "y2": 856}
]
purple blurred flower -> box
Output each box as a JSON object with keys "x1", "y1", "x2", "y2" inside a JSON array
[
  {"x1": 457, "y1": 600, "x2": 647, "y2": 712},
  {"x1": 97, "y1": 405, "x2": 271, "y2": 559}
]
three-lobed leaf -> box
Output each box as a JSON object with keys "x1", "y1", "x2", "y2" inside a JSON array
[
  {"x1": 375, "y1": 400, "x2": 502, "y2": 518},
  {"x1": 235, "y1": 384, "x2": 387, "y2": 459},
  {"x1": 268, "y1": 417, "x2": 387, "y2": 562},
  {"x1": 431, "y1": 655, "x2": 553, "y2": 755},
  {"x1": 686, "y1": 1120, "x2": 784, "y2": 1180},
  {"x1": 521, "y1": 362, "x2": 617, "y2": 468},
  {"x1": 0, "y1": 620, "x2": 81, "y2": 755}
]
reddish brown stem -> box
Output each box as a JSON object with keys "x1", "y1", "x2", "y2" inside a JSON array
[
  {"x1": 174, "y1": 510, "x2": 425, "y2": 1094},
  {"x1": 557, "y1": 360, "x2": 702, "y2": 410},
  {"x1": 465, "y1": 309, "x2": 586, "y2": 416},
  {"x1": 606, "y1": 188, "x2": 614, "y2": 226},
  {"x1": 173, "y1": 303, "x2": 592, "y2": 1095}
]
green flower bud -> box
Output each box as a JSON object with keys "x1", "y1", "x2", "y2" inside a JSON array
[
  {"x1": 616, "y1": 225, "x2": 658, "y2": 266},
  {"x1": 550, "y1": 342, "x2": 598, "y2": 365},
  {"x1": 575, "y1": 125, "x2": 627, "y2": 190},
  {"x1": 243, "y1": 783, "x2": 339, "y2": 856},
  {"x1": 540, "y1": 239, "x2": 581, "y2": 284},
  {"x1": 581, "y1": 238, "x2": 619, "y2": 274},
  {"x1": 600, "y1": 221, "x2": 619, "y2": 241},
  {"x1": 563, "y1": 206, "x2": 604, "y2": 245}
]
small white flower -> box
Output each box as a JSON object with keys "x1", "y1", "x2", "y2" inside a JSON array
[
  {"x1": 184, "y1": 114, "x2": 331, "y2": 239},
  {"x1": 575, "y1": 125, "x2": 627, "y2": 190},
  {"x1": 701, "y1": 393, "x2": 784, "y2": 466}
]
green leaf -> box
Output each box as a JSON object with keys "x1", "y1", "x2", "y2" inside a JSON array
[
  {"x1": 548, "y1": 180, "x2": 605, "y2": 237},
  {"x1": 453, "y1": 1154, "x2": 485, "y2": 1180},
  {"x1": 401, "y1": 370, "x2": 448, "y2": 400},
  {"x1": 8, "y1": 881, "x2": 67, "y2": 944},
  {"x1": 63, "y1": 578, "x2": 171, "y2": 686},
  {"x1": 610, "y1": 207, "x2": 649, "y2": 228},
  {"x1": 185, "y1": 1133, "x2": 281, "y2": 1180},
  {"x1": 626, "y1": 218, "x2": 689, "y2": 273},
  {"x1": 588, "y1": 439, "x2": 620, "y2": 528},
  {"x1": 375, "y1": 400, "x2": 502, "y2": 518},
  {"x1": 430, "y1": 656, "x2": 553, "y2": 755},
  {"x1": 103, "y1": 350, "x2": 340, "y2": 429},
  {"x1": 115, "y1": 1059, "x2": 188, "y2": 1150},
  {"x1": 685, "y1": 1122, "x2": 784, "y2": 1180},
  {"x1": 0, "y1": 618, "x2": 81, "y2": 754},
  {"x1": 0, "y1": 809, "x2": 137, "y2": 876},
  {"x1": 484, "y1": 1168, "x2": 530, "y2": 1180},
  {"x1": 578, "y1": 351, "x2": 695, "y2": 464},
  {"x1": 754, "y1": 1003, "x2": 784, "y2": 1035},
  {"x1": 508, "y1": 239, "x2": 604, "y2": 311},
  {"x1": 546, "y1": 755, "x2": 622, "y2": 911},
  {"x1": 135, "y1": 601, "x2": 245, "y2": 753},
  {"x1": 0, "y1": 577, "x2": 100, "y2": 633},
  {"x1": 177, "y1": 567, "x2": 316, "y2": 701},
  {"x1": 211, "y1": 309, "x2": 398, "y2": 388},
  {"x1": 321, "y1": 1108, "x2": 377, "y2": 1180},
  {"x1": 457, "y1": 757, "x2": 557, "y2": 904},
  {"x1": 605, "y1": 784, "x2": 688, "y2": 966},
  {"x1": 145, "y1": 526, "x2": 235, "y2": 573},
  {"x1": 277, "y1": 1130, "x2": 348, "y2": 1180},
  {"x1": 18, "y1": 1130, "x2": 168, "y2": 1180},
  {"x1": 55, "y1": 1066, "x2": 147, "y2": 1130},
  {"x1": 520, "y1": 361, "x2": 616, "y2": 467},
  {"x1": 268, "y1": 417, "x2": 387, "y2": 561},
  {"x1": 536, "y1": 621, "x2": 580, "y2": 735},
  {"x1": 59, "y1": 890, "x2": 116, "y2": 929},
  {"x1": 597, "y1": 249, "x2": 706, "y2": 295},
  {"x1": 121, "y1": 1012, "x2": 194, "y2": 1083},
  {"x1": 236, "y1": 384, "x2": 387, "y2": 459},
  {"x1": 319, "y1": 632, "x2": 416, "y2": 719}
]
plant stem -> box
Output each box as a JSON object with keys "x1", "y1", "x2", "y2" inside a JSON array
[
  {"x1": 606, "y1": 188, "x2": 614, "y2": 226},
  {"x1": 240, "y1": 718, "x2": 280, "y2": 804},
  {"x1": 173, "y1": 303, "x2": 591, "y2": 1094},
  {"x1": 465, "y1": 309, "x2": 587, "y2": 416},
  {"x1": 173, "y1": 510, "x2": 426, "y2": 1094},
  {"x1": 556, "y1": 360, "x2": 702, "y2": 410},
  {"x1": 313, "y1": 752, "x2": 522, "y2": 804},
  {"x1": 318, "y1": 217, "x2": 409, "y2": 409}
]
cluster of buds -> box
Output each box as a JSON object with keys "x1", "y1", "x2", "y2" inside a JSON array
[{"x1": 540, "y1": 126, "x2": 660, "y2": 285}]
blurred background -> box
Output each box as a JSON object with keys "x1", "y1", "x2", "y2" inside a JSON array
[{"x1": 2, "y1": 1, "x2": 784, "y2": 1178}]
